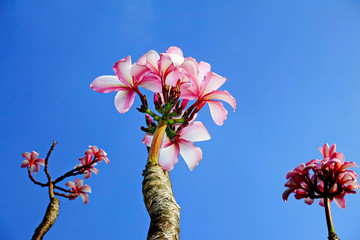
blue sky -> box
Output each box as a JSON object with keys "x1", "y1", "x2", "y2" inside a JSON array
[{"x1": 1, "y1": 1, "x2": 360, "y2": 239}]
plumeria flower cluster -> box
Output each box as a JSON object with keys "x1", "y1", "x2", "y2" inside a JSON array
[
  {"x1": 91, "y1": 46, "x2": 236, "y2": 171},
  {"x1": 21, "y1": 143, "x2": 108, "y2": 204},
  {"x1": 283, "y1": 143, "x2": 359, "y2": 209}
]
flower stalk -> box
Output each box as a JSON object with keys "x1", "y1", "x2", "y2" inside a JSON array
[
  {"x1": 324, "y1": 197, "x2": 339, "y2": 240},
  {"x1": 147, "y1": 120, "x2": 167, "y2": 166}
]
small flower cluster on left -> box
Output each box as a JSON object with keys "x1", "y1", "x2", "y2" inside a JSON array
[{"x1": 21, "y1": 142, "x2": 109, "y2": 204}]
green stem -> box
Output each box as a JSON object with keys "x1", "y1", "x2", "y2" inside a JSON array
[
  {"x1": 324, "y1": 197, "x2": 340, "y2": 240},
  {"x1": 147, "y1": 120, "x2": 167, "y2": 166}
]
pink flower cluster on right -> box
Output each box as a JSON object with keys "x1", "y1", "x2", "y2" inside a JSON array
[{"x1": 283, "y1": 143, "x2": 359, "y2": 209}]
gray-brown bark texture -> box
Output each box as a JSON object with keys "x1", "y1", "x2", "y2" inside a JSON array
[
  {"x1": 142, "y1": 165, "x2": 181, "y2": 240},
  {"x1": 31, "y1": 197, "x2": 60, "y2": 240}
]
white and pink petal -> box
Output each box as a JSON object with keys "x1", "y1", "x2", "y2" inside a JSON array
[
  {"x1": 20, "y1": 160, "x2": 30, "y2": 168},
  {"x1": 203, "y1": 90, "x2": 236, "y2": 111},
  {"x1": 113, "y1": 56, "x2": 134, "y2": 87},
  {"x1": 114, "y1": 89, "x2": 136, "y2": 114},
  {"x1": 80, "y1": 193, "x2": 89, "y2": 204},
  {"x1": 180, "y1": 122, "x2": 211, "y2": 142},
  {"x1": 207, "y1": 100, "x2": 228, "y2": 126},
  {"x1": 158, "y1": 143, "x2": 180, "y2": 171},
  {"x1": 22, "y1": 152, "x2": 31, "y2": 160},
  {"x1": 200, "y1": 72, "x2": 226, "y2": 96},
  {"x1": 90, "y1": 75, "x2": 129, "y2": 93},
  {"x1": 178, "y1": 140, "x2": 203, "y2": 171},
  {"x1": 334, "y1": 196, "x2": 346, "y2": 209}
]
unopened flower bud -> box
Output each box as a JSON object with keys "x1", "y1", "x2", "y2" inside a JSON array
[
  {"x1": 154, "y1": 93, "x2": 163, "y2": 112},
  {"x1": 145, "y1": 114, "x2": 155, "y2": 127}
]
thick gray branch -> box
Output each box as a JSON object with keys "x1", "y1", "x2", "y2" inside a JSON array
[{"x1": 142, "y1": 165, "x2": 180, "y2": 240}]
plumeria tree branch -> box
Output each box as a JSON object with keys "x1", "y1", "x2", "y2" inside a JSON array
[{"x1": 21, "y1": 142, "x2": 109, "y2": 239}]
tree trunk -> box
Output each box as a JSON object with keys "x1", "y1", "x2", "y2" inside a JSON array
[
  {"x1": 31, "y1": 197, "x2": 60, "y2": 240},
  {"x1": 142, "y1": 165, "x2": 180, "y2": 240}
]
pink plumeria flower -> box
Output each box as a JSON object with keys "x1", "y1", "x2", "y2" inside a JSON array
[
  {"x1": 75, "y1": 154, "x2": 99, "y2": 179},
  {"x1": 65, "y1": 178, "x2": 92, "y2": 204},
  {"x1": 283, "y1": 143, "x2": 359, "y2": 209},
  {"x1": 20, "y1": 151, "x2": 45, "y2": 174},
  {"x1": 84, "y1": 145, "x2": 109, "y2": 164},
  {"x1": 143, "y1": 121, "x2": 211, "y2": 171},
  {"x1": 136, "y1": 46, "x2": 185, "y2": 87},
  {"x1": 180, "y1": 58, "x2": 236, "y2": 126},
  {"x1": 90, "y1": 56, "x2": 162, "y2": 114}
]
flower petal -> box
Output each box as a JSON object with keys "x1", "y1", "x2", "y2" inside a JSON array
[
  {"x1": 90, "y1": 76, "x2": 128, "y2": 93},
  {"x1": 200, "y1": 72, "x2": 226, "y2": 96},
  {"x1": 31, "y1": 164, "x2": 40, "y2": 174},
  {"x1": 142, "y1": 133, "x2": 153, "y2": 147},
  {"x1": 90, "y1": 167, "x2": 99, "y2": 175},
  {"x1": 34, "y1": 158, "x2": 45, "y2": 166},
  {"x1": 158, "y1": 54, "x2": 174, "y2": 77},
  {"x1": 131, "y1": 63, "x2": 150, "y2": 81},
  {"x1": 141, "y1": 50, "x2": 160, "y2": 72},
  {"x1": 80, "y1": 193, "x2": 89, "y2": 204},
  {"x1": 178, "y1": 140, "x2": 202, "y2": 171},
  {"x1": 321, "y1": 143, "x2": 330, "y2": 158},
  {"x1": 114, "y1": 89, "x2": 136, "y2": 114},
  {"x1": 203, "y1": 90, "x2": 236, "y2": 111},
  {"x1": 30, "y1": 151, "x2": 39, "y2": 160},
  {"x1": 165, "y1": 46, "x2": 183, "y2": 57},
  {"x1": 198, "y1": 61, "x2": 211, "y2": 75},
  {"x1": 75, "y1": 178, "x2": 83, "y2": 188},
  {"x1": 65, "y1": 181, "x2": 76, "y2": 189},
  {"x1": 138, "y1": 74, "x2": 162, "y2": 92},
  {"x1": 329, "y1": 144, "x2": 336, "y2": 158},
  {"x1": 165, "y1": 69, "x2": 183, "y2": 87},
  {"x1": 340, "y1": 162, "x2": 358, "y2": 171},
  {"x1": 164, "y1": 47, "x2": 184, "y2": 67},
  {"x1": 179, "y1": 82, "x2": 198, "y2": 100},
  {"x1": 207, "y1": 100, "x2": 228, "y2": 126},
  {"x1": 20, "y1": 160, "x2": 30, "y2": 168},
  {"x1": 334, "y1": 196, "x2": 346, "y2": 209},
  {"x1": 180, "y1": 121, "x2": 211, "y2": 142},
  {"x1": 21, "y1": 152, "x2": 30, "y2": 160},
  {"x1": 304, "y1": 198, "x2": 314, "y2": 205},
  {"x1": 84, "y1": 170, "x2": 91, "y2": 179},
  {"x1": 113, "y1": 56, "x2": 134, "y2": 87},
  {"x1": 282, "y1": 188, "x2": 293, "y2": 201},
  {"x1": 80, "y1": 184, "x2": 92, "y2": 193},
  {"x1": 158, "y1": 143, "x2": 180, "y2": 171}
]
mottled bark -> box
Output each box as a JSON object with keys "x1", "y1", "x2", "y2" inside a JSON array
[
  {"x1": 31, "y1": 197, "x2": 60, "y2": 240},
  {"x1": 142, "y1": 165, "x2": 180, "y2": 240}
]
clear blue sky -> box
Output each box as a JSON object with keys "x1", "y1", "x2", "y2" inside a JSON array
[{"x1": 1, "y1": 1, "x2": 360, "y2": 239}]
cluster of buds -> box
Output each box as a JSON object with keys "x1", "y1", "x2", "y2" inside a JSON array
[
  {"x1": 91, "y1": 46, "x2": 236, "y2": 171},
  {"x1": 283, "y1": 143, "x2": 359, "y2": 209},
  {"x1": 21, "y1": 143, "x2": 109, "y2": 204}
]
